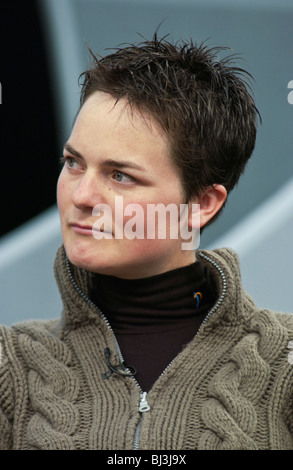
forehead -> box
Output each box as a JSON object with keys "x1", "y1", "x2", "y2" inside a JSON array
[
  {"x1": 70, "y1": 91, "x2": 172, "y2": 166},
  {"x1": 76, "y1": 91, "x2": 165, "y2": 140}
]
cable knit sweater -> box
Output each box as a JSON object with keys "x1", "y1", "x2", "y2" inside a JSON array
[{"x1": 1, "y1": 246, "x2": 293, "y2": 450}]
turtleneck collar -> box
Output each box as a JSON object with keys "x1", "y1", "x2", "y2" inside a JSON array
[
  {"x1": 90, "y1": 261, "x2": 217, "y2": 334},
  {"x1": 54, "y1": 244, "x2": 252, "y2": 332},
  {"x1": 53, "y1": 244, "x2": 255, "y2": 392}
]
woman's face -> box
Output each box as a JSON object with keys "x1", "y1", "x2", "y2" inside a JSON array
[{"x1": 57, "y1": 91, "x2": 197, "y2": 279}]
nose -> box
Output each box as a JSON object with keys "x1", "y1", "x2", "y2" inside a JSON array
[{"x1": 71, "y1": 171, "x2": 104, "y2": 210}]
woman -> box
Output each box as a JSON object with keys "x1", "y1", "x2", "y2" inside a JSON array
[{"x1": 1, "y1": 35, "x2": 293, "y2": 450}]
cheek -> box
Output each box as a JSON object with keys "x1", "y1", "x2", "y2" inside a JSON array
[
  {"x1": 56, "y1": 173, "x2": 69, "y2": 213},
  {"x1": 120, "y1": 197, "x2": 183, "y2": 242}
]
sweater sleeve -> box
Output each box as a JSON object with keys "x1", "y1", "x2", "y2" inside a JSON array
[{"x1": 0, "y1": 332, "x2": 14, "y2": 449}]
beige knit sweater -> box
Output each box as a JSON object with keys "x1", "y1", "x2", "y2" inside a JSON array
[{"x1": 1, "y1": 246, "x2": 293, "y2": 450}]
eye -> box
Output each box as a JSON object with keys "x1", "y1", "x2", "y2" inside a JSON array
[
  {"x1": 60, "y1": 156, "x2": 81, "y2": 170},
  {"x1": 113, "y1": 170, "x2": 136, "y2": 184}
]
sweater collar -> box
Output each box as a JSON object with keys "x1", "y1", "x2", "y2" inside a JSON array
[
  {"x1": 54, "y1": 244, "x2": 254, "y2": 330},
  {"x1": 89, "y1": 261, "x2": 216, "y2": 333}
]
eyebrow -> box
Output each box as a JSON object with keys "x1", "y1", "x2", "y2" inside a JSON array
[
  {"x1": 63, "y1": 142, "x2": 146, "y2": 172},
  {"x1": 63, "y1": 143, "x2": 84, "y2": 160}
]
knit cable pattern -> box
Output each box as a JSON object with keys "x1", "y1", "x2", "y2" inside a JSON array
[
  {"x1": 0, "y1": 336, "x2": 14, "y2": 449},
  {"x1": 2, "y1": 247, "x2": 293, "y2": 449},
  {"x1": 199, "y1": 309, "x2": 290, "y2": 450},
  {"x1": 17, "y1": 331, "x2": 80, "y2": 450}
]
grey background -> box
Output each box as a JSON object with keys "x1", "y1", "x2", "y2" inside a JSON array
[{"x1": 1, "y1": 0, "x2": 292, "y2": 325}]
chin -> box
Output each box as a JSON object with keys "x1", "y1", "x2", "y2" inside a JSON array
[
  {"x1": 64, "y1": 244, "x2": 117, "y2": 276},
  {"x1": 65, "y1": 242, "x2": 98, "y2": 271}
]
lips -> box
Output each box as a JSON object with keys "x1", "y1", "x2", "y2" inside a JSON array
[
  {"x1": 70, "y1": 223, "x2": 94, "y2": 235},
  {"x1": 72, "y1": 223, "x2": 92, "y2": 230},
  {"x1": 70, "y1": 222, "x2": 110, "y2": 236}
]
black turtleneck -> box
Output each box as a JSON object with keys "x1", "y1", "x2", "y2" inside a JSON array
[{"x1": 91, "y1": 261, "x2": 217, "y2": 392}]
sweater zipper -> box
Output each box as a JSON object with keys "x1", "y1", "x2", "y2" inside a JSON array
[
  {"x1": 196, "y1": 251, "x2": 227, "y2": 321},
  {"x1": 133, "y1": 252, "x2": 227, "y2": 449},
  {"x1": 65, "y1": 257, "x2": 150, "y2": 448},
  {"x1": 66, "y1": 252, "x2": 227, "y2": 450}
]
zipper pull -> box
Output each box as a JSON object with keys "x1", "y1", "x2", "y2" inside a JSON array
[{"x1": 139, "y1": 392, "x2": 150, "y2": 412}]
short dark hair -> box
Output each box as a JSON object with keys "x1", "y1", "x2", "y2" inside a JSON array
[{"x1": 79, "y1": 34, "x2": 260, "y2": 224}]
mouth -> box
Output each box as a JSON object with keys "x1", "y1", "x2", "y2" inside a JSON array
[{"x1": 70, "y1": 222, "x2": 111, "y2": 236}]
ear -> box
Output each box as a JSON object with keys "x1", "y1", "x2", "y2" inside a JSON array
[{"x1": 188, "y1": 184, "x2": 227, "y2": 229}]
